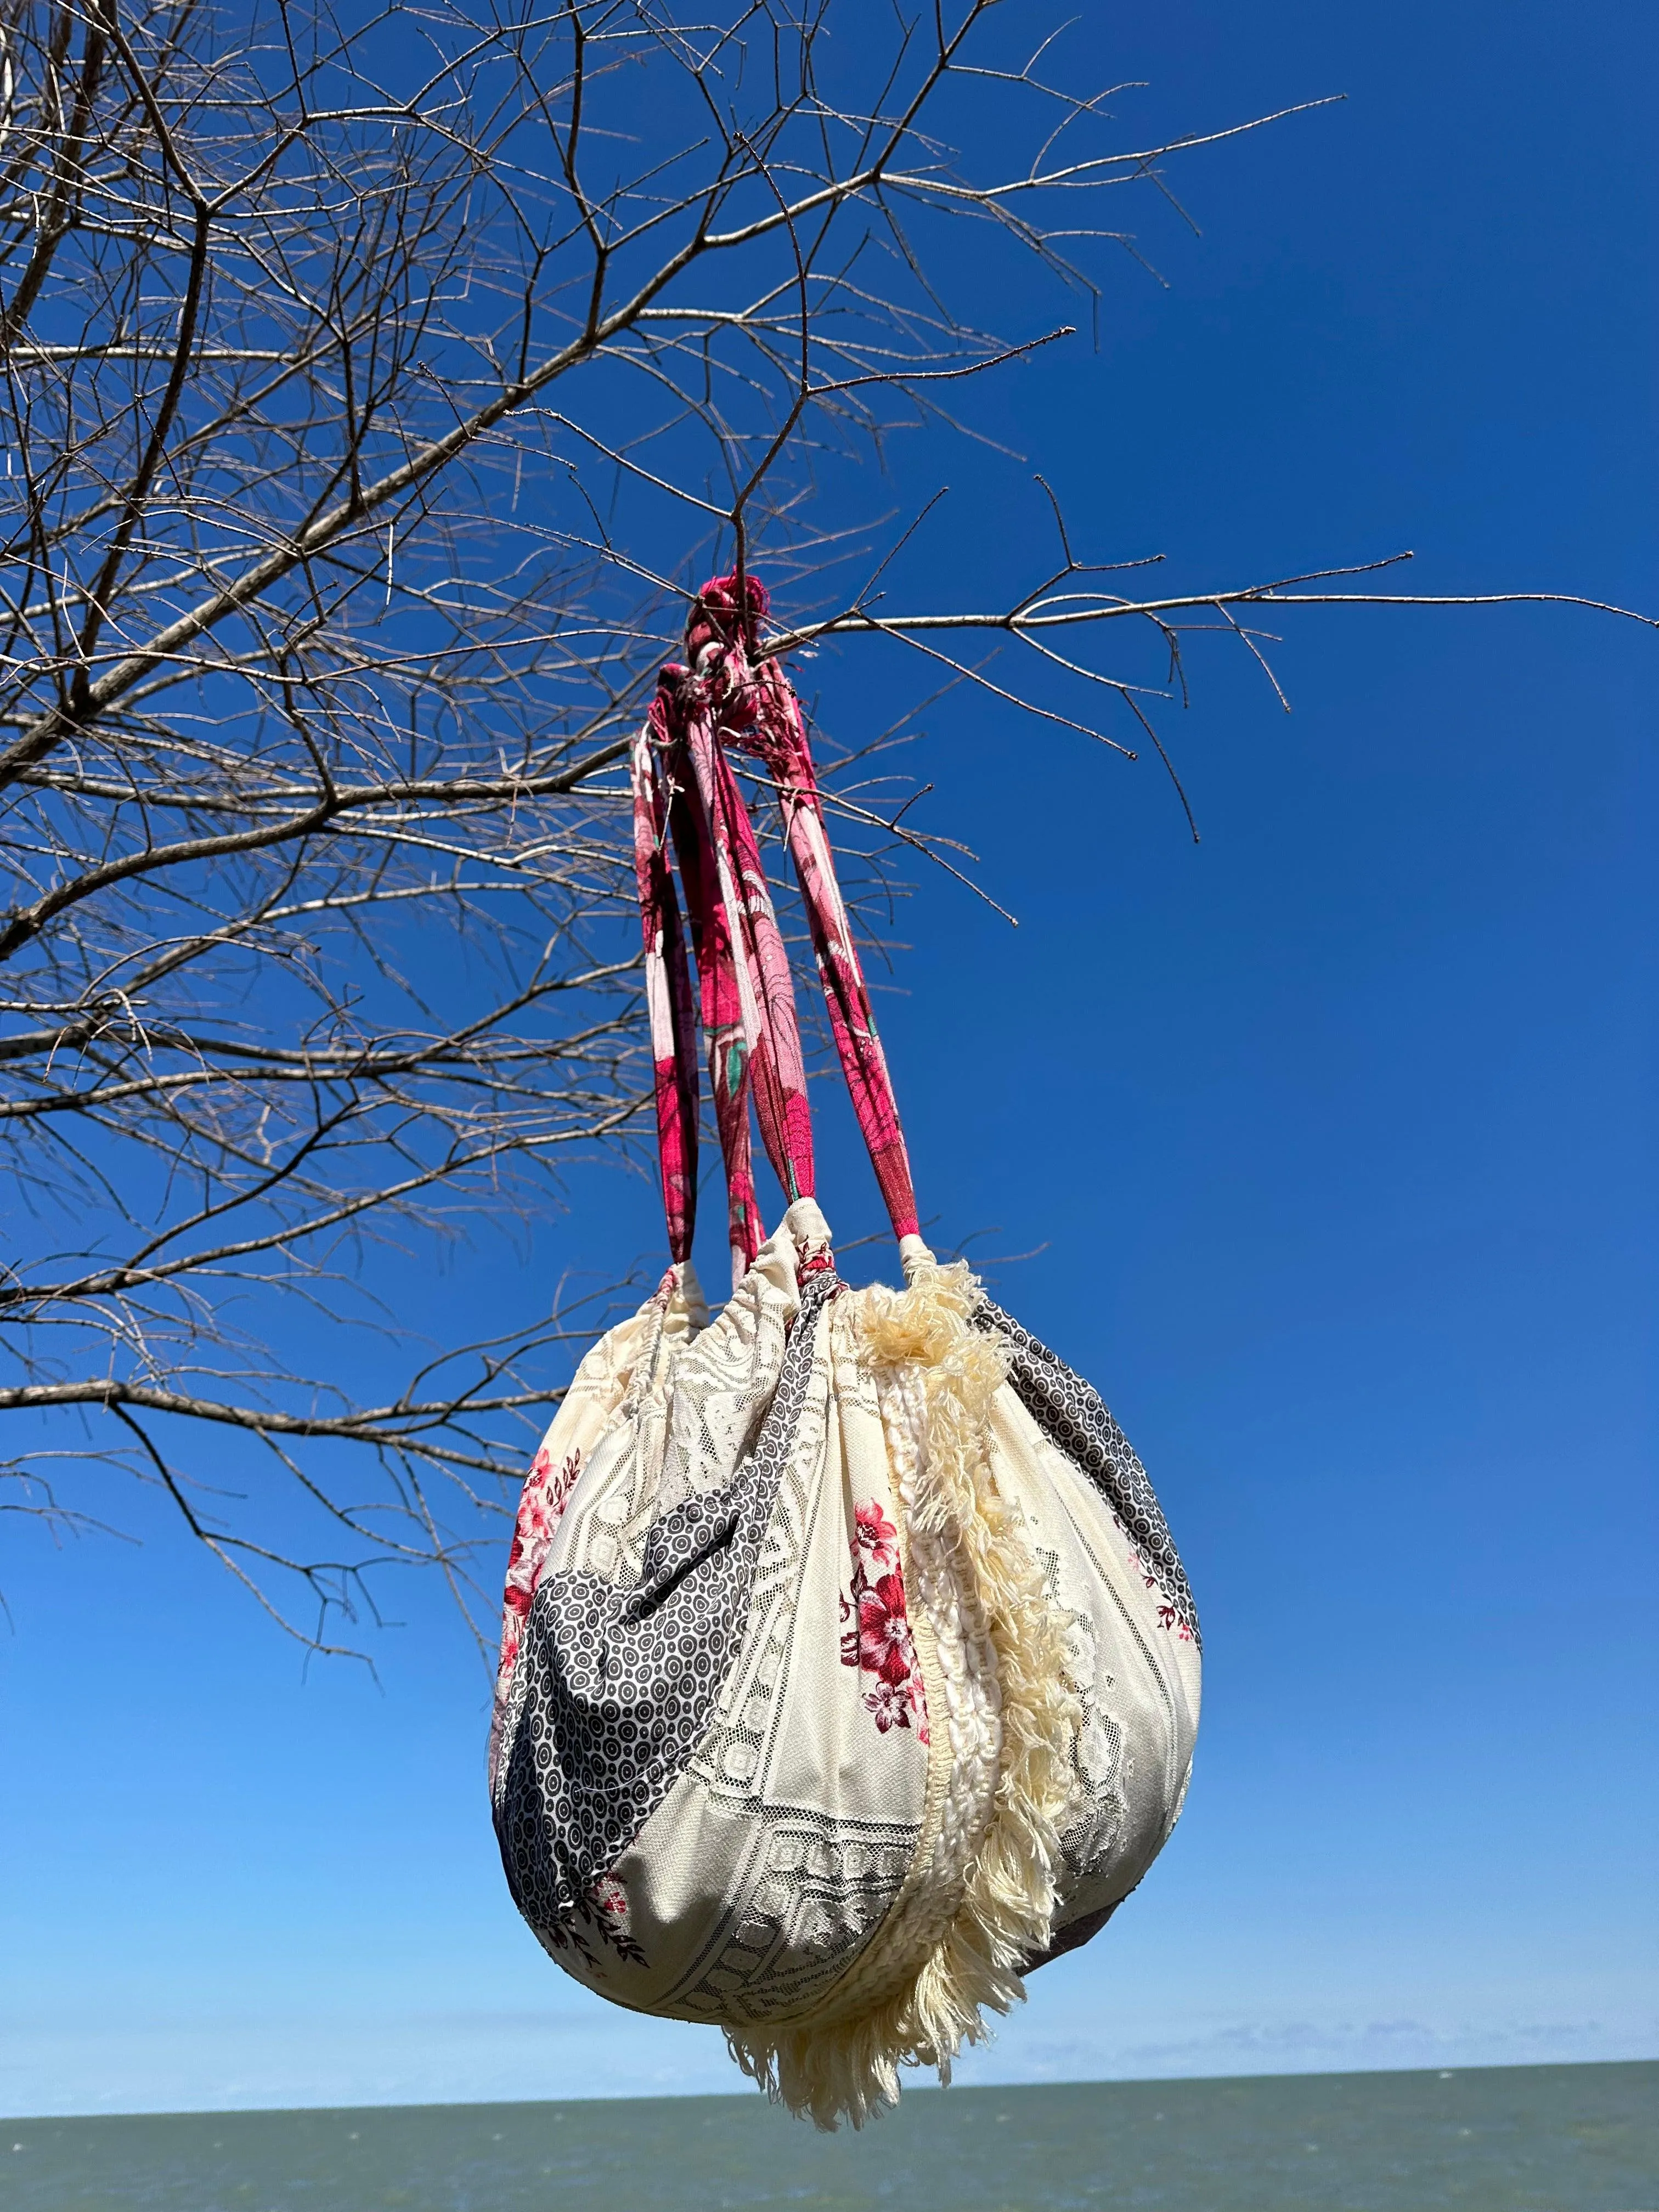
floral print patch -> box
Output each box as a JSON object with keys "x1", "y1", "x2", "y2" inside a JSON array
[
  {"x1": 542, "y1": 1873, "x2": 647, "y2": 1973},
  {"x1": 496, "y1": 1446, "x2": 583, "y2": 1692},
  {"x1": 839, "y1": 1502, "x2": 928, "y2": 1741}
]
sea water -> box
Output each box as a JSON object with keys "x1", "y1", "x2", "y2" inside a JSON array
[{"x1": 6, "y1": 2061, "x2": 1656, "y2": 2212}]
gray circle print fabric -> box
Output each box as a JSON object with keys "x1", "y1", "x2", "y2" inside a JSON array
[
  {"x1": 977, "y1": 1298, "x2": 1201, "y2": 1649},
  {"x1": 495, "y1": 1269, "x2": 839, "y2": 1940}
]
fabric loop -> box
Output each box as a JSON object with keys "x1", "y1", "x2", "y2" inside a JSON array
[
  {"x1": 630, "y1": 732, "x2": 699, "y2": 1265},
  {"x1": 640, "y1": 574, "x2": 921, "y2": 1273}
]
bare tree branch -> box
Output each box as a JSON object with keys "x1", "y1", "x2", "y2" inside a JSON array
[{"x1": 0, "y1": 0, "x2": 1643, "y2": 1655}]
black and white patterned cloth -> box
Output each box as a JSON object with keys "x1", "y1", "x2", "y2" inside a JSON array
[
  {"x1": 495, "y1": 1270, "x2": 839, "y2": 1942},
  {"x1": 977, "y1": 1297, "x2": 1200, "y2": 1649}
]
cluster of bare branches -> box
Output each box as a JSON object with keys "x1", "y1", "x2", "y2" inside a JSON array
[{"x1": 0, "y1": 0, "x2": 1644, "y2": 1651}]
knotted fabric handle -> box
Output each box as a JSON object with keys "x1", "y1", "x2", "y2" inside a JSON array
[{"x1": 633, "y1": 572, "x2": 920, "y2": 1279}]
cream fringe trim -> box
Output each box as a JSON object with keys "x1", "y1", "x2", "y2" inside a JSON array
[{"x1": 725, "y1": 1261, "x2": 1080, "y2": 2129}]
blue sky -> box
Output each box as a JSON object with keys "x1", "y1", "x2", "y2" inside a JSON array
[{"x1": 3, "y1": 0, "x2": 1655, "y2": 2115}]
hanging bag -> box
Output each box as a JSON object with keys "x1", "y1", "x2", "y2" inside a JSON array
[{"x1": 489, "y1": 576, "x2": 1201, "y2": 2127}]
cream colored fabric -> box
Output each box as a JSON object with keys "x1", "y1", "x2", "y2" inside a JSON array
[{"x1": 493, "y1": 1200, "x2": 1200, "y2": 2129}]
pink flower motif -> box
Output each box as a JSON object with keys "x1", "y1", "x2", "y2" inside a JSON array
[
  {"x1": 589, "y1": 1876, "x2": 630, "y2": 1931},
  {"x1": 839, "y1": 1497, "x2": 928, "y2": 1741},
  {"x1": 853, "y1": 1500, "x2": 901, "y2": 1576},
  {"x1": 498, "y1": 1448, "x2": 584, "y2": 1688},
  {"x1": 851, "y1": 1572, "x2": 917, "y2": 1686},
  {"x1": 505, "y1": 1448, "x2": 555, "y2": 1575},
  {"x1": 863, "y1": 1679, "x2": 914, "y2": 1733},
  {"x1": 583, "y1": 1874, "x2": 646, "y2": 1966},
  {"x1": 509, "y1": 1449, "x2": 582, "y2": 1567}
]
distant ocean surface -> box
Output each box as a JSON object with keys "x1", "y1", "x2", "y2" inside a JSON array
[{"x1": 8, "y1": 2062, "x2": 1656, "y2": 2212}]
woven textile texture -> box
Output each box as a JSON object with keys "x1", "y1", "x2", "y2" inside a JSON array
[{"x1": 493, "y1": 575, "x2": 1201, "y2": 2125}]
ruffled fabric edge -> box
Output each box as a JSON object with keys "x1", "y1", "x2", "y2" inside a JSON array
[{"x1": 725, "y1": 1259, "x2": 1079, "y2": 2128}]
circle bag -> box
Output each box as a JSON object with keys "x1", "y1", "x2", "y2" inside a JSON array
[{"x1": 490, "y1": 575, "x2": 1200, "y2": 2126}]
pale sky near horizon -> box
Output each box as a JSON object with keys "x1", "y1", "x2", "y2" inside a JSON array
[{"x1": 4, "y1": 0, "x2": 1656, "y2": 2118}]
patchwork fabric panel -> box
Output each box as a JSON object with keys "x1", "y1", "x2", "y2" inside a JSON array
[
  {"x1": 977, "y1": 1299, "x2": 1200, "y2": 1648},
  {"x1": 495, "y1": 1269, "x2": 839, "y2": 1939},
  {"x1": 490, "y1": 573, "x2": 1207, "y2": 2125}
]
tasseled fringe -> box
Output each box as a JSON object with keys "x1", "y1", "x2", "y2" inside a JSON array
[{"x1": 725, "y1": 1261, "x2": 1080, "y2": 2129}]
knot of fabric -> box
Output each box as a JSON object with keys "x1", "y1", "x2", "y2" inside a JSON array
[
  {"x1": 671, "y1": 573, "x2": 791, "y2": 757},
  {"x1": 650, "y1": 645, "x2": 765, "y2": 749},
  {"x1": 633, "y1": 571, "x2": 922, "y2": 1280},
  {"x1": 685, "y1": 568, "x2": 770, "y2": 663}
]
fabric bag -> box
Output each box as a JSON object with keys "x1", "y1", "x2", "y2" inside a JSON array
[{"x1": 489, "y1": 575, "x2": 1201, "y2": 2126}]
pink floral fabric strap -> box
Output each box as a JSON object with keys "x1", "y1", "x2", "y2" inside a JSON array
[
  {"x1": 639, "y1": 572, "x2": 919, "y2": 1269},
  {"x1": 662, "y1": 700, "x2": 774, "y2": 1273},
  {"x1": 701, "y1": 575, "x2": 920, "y2": 1245},
  {"x1": 684, "y1": 705, "x2": 816, "y2": 1216},
  {"x1": 741, "y1": 652, "x2": 921, "y2": 1244},
  {"x1": 631, "y1": 730, "x2": 701, "y2": 1263}
]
